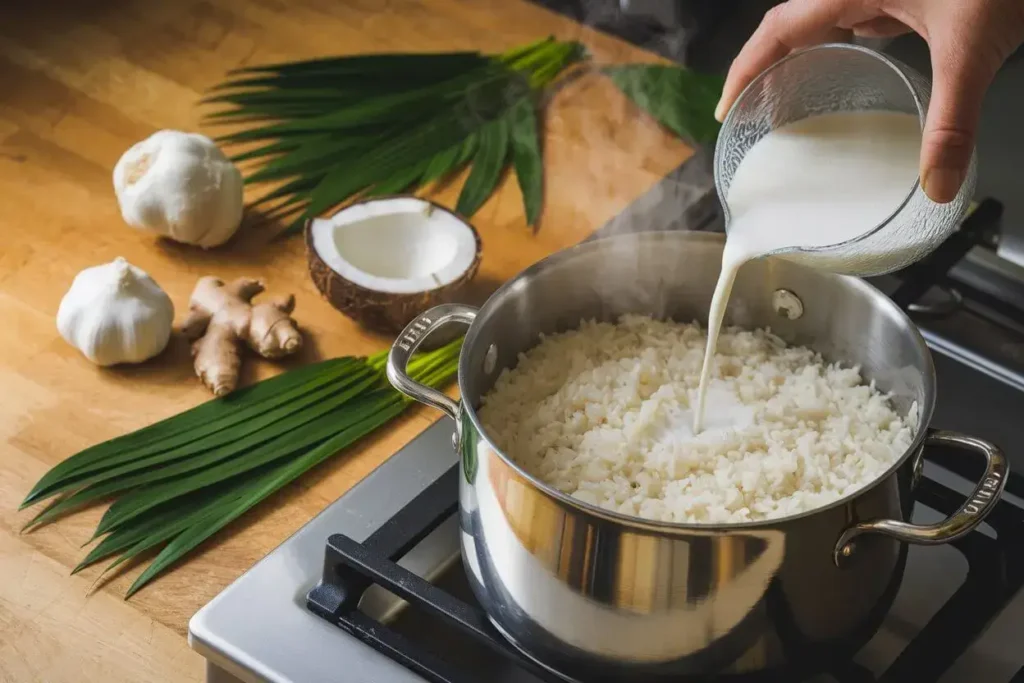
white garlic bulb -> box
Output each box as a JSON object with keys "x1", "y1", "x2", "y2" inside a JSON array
[
  {"x1": 56, "y1": 257, "x2": 175, "y2": 366},
  {"x1": 113, "y1": 130, "x2": 244, "y2": 248}
]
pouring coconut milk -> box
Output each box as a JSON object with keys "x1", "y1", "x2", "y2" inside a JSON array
[{"x1": 692, "y1": 110, "x2": 922, "y2": 433}]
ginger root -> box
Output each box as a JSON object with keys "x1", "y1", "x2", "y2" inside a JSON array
[{"x1": 180, "y1": 276, "x2": 302, "y2": 396}]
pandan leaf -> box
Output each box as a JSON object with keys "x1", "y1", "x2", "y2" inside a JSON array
[
  {"x1": 225, "y1": 52, "x2": 486, "y2": 79},
  {"x1": 21, "y1": 338, "x2": 464, "y2": 599},
  {"x1": 456, "y1": 114, "x2": 510, "y2": 218},
  {"x1": 25, "y1": 371, "x2": 379, "y2": 530},
  {"x1": 507, "y1": 96, "x2": 544, "y2": 226},
  {"x1": 72, "y1": 480, "x2": 243, "y2": 574},
  {"x1": 20, "y1": 358, "x2": 360, "y2": 509},
  {"x1": 121, "y1": 356, "x2": 459, "y2": 598},
  {"x1": 93, "y1": 380, "x2": 386, "y2": 537},
  {"x1": 603, "y1": 64, "x2": 724, "y2": 144},
  {"x1": 22, "y1": 360, "x2": 367, "y2": 510},
  {"x1": 124, "y1": 400, "x2": 408, "y2": 598},
  {"x1": 203, "y1": 88, "x2": 359, "y2": 107}
]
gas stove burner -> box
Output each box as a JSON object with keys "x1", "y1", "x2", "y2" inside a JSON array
[
  {"x1": 885, "y1": 198, "x2": 1003, "y2": 316},
  {"x1": 306, "y1": 446, "x2": 1024, "y2": 683}
]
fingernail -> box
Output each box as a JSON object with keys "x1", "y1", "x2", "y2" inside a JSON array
[
  {"x1": 921, "y1": 167, "x2": 964, "y2": 204},
  {"x1": 714, "y1": 98, "x2": 727, "y2": 123}
]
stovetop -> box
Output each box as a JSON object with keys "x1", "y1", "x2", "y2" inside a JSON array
[
  {"x1": 186, "y1": 4, "x2": 1024, "y2": 679},
  {"x1": 184, "y1": 131, "x2": 1024, "y2": 681},
  {"x1": 190, "y1": 413, "x2": 1024, "y2": 683},
  {"x1": 188, "y1": 144, "x2": 1024, "y2": 682},
  {"x1": 185, "y1": 10, "x2": 1024, "y2": 672},
  {"x1": 305, "y1": 444, "x2": 1024, "y2": 683}
]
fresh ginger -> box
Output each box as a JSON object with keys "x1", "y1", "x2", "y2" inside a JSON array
[{"x1": 180, "y1": 276, "x2": 302, "y2": 396}]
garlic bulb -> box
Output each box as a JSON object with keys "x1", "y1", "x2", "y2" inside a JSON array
[
  {"x1": 113, "y1": 130, "x2": 244, "y2": 248},
  {"x1": 56, "y1": 257, "x2": 175, "y2": 366}
]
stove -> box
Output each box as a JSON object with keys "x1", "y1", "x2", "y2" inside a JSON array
[
  {"x1": 188, "y1": 420, "x2": 1024, "y2": 683},
  {"x1": 311, "y1": 449, "x2": 1024, "y2": 683},
  {"x1": 188, "y1": 13, "x2": 1024, "y2": 674},
  {"x1": 189, "y1": 148, "x2": 1024, "y2": 680}
]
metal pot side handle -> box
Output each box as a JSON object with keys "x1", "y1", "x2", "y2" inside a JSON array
[
  {"x1": 386, "y1": 304, "x2": 478, "y2": 422},
  {"x1": 833, "y1": 430, "x2": 1009, "y2": 566}
]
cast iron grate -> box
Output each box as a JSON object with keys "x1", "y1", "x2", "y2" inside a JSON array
[{"x1": 307, "y1": 452, "x2": 1024, "y2": 683}]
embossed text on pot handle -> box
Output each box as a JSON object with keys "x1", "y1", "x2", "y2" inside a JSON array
[
  {"x1": 386, "y1": 303, "x2": 478, "y2": 422},
  {"x1": 834, "y1": 430, "x2": 1008, "y2": 566}
]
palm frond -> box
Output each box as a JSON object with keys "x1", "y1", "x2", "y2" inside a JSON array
[
  {"x1": 508, "y1": 95, "x2": 544, "y2": 226},
  {"x1": 456, "y1": 111, "x2": 511, "y2": 218},
  {"x1": 602, "y1": 64, "x2": 725, "y2": 144},
  {"x1": 205, "y1": 38, "x2": 587, "y2": 236}
]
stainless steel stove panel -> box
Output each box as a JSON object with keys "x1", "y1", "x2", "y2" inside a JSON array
[
  {"x1": 191, "y1": 412, "x2": 1024, "y2": 683},
  {"x1": 189, "y1": 420, "x2": 460, "y2": 683}
]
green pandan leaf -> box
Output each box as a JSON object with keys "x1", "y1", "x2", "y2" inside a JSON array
[{"x1": 22, "y1": 339, "x2": 464, "y2": 599}]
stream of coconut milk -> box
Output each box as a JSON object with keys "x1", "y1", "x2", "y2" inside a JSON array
[{"x1": 692, "y1": 110, "x2": 923, "y2": 433}]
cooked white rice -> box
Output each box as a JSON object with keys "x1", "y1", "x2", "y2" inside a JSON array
[{"x1": 478, "y1": 315, "x2": 918, "y2": 524}]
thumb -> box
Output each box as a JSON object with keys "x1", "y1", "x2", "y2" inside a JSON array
[{"x1": 920, "y1": 47, "x2": 993, "y2": 204}]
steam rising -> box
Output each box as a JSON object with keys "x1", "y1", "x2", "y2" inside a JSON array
[{"x1": 532, "y1": 0, "x2": 741, "y2": 321}]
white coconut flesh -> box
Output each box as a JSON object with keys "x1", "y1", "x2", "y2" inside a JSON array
[{"x1": 309, "y1": 197, "x2": 478, "y2": 295}]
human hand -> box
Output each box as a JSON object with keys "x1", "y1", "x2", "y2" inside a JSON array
[{"x1": 714, "y1": 0, "x2": 1024, "y2": 203}]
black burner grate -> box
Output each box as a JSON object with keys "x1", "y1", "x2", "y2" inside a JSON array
[{"x1": 307, "y1": 454, "x2": 1024, "y2": 683}]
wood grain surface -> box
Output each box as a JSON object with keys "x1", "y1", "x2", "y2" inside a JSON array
[{"x1": 0, "y1": 0, "x2": 694, "y2": 680}]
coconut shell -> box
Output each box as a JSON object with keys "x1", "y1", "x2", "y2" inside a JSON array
[{"x1": 304, "y1": 198, "x2": 482, "y2": 336}]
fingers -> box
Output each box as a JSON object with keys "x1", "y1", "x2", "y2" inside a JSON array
[
  {"x1": 716, "y1": 0, "x2": 850, "y2": 121},
  {"x1": 850, "y1": 16, "x2": 912, "y2": 38},
  {"x1": 919, "y1": 44, "x2": 995, "y2": 203}
]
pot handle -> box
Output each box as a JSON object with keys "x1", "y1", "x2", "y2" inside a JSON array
[
  {"x1": 834, "y1": 430, "x2": 1008, "y2": 566},
  {"x1": 386, "y1": 303, "x2": 478, "y2": 422}
]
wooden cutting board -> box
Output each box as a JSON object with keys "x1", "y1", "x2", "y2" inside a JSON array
[{"x1": 0, "y1": 0, "x2": 695, "y2": 680}]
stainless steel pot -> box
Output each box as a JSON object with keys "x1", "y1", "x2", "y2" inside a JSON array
[{"x1": 386, "y1": 231, "x2": 1008, "y2": 679}]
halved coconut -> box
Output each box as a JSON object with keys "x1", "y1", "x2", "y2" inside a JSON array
[{"x1": 306, "y1": 197, "x2": 482, "y2": 334}]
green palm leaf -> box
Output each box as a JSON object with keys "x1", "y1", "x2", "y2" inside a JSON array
[
  {"x1": 243, "y1": 136, "x2": 365, "y2": 184},
  {"x1": 93, "y1": 383, "x2": 385, "y2": 538},
  {"x1": 249, "y1": 176, "x2": 321, "y2": 209},
  {"x1": 507, "y1": 96, "x2": 544, "y2": 227},
  {"x1": 203, "y1": 42, "x2": 725, "y2": 237},
  {"x1": 25, "y1": 370, "x2": 379, "y2": 530},
  {"x1": 20, "y1": 357, "x2": 359, "y2": 509},
  {"x1": 229, "y1": 139, "x2": 301, "y2": 163},
  {"x1": 124, "y1": 398, "x2": 409, "y2": 599},
  {"x1": 21, "y1": 339, "x2": 463, "y2": 598},
  {"x1": 420, "y1": 140, "x2": 466, "y2": 186},
  {"x1": 72, "y1": 480, "x2": 244, "y2": 574},
  {"x1": 224, "y1": 51, "x2": 486, "y2": 80},
  {"x1": 365, "y1": 158, "x2": 432, "y2": 198},
  {"x1": 303, "y1": 114, "x2": 476, "y2": 218},
  {"x1": 118, "y1": 345, "x2": 462, "y2": 599},
  {"x1": 602, "y1": 64, "x2": 725, "y2": 144},
  {"x1": 456, "y1": 113, "x2": 510, "y2": 218},
  {"x1": 205, "y1": 38, "x2": 587, "y2": 237}
]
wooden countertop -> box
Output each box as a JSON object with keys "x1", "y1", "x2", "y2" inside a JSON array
[{"x1": 0, "y1": 1, "x2": 694, "y2": 681}]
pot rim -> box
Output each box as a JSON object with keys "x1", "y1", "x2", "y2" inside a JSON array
[{"x1": 459, "y1": 231, "x2": 938, "y2": 532}]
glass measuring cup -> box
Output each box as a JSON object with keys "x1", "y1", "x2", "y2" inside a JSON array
[{"x1": 714, "y1": 43, "x2": 977, "y2": 277}]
